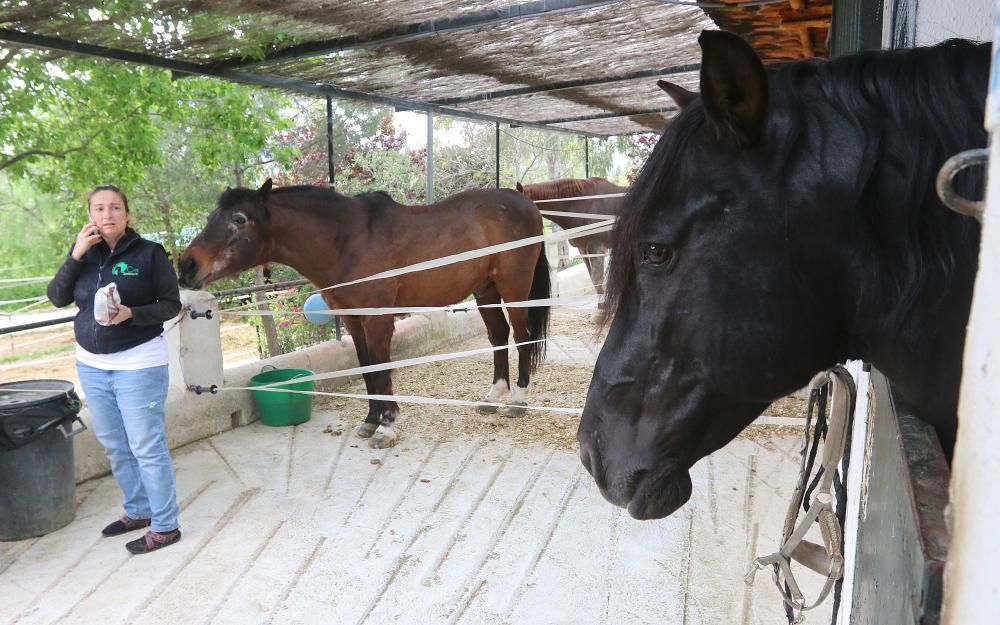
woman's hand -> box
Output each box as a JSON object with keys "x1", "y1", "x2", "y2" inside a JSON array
[
  {"x1": 72, "y1": 223, "x2": 103, "y2": 261},
  {"x1": 109, "y1": 304, "x2": 132, "y2": 325}
]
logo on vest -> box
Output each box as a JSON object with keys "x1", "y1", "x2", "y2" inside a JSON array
[{"x1": 111, "y1": 262, "x2": 140, "y2": 276}]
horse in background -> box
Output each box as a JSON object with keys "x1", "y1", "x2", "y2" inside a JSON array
[
  {"x1": 580, "y1": 31, "x2": 986, "y2": 520},
  {"x1": 179, "y1": 181, "x2": 550, "y2": 449},
  {"x1": 516, "y1": 177, "x2": 626, "y2": 300}
]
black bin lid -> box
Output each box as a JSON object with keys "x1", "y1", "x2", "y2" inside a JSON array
[{"x1": 0, "y1": 380, "x2": 76, "y2": 411}]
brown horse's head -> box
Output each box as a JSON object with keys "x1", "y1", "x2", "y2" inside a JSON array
[{"x1": 178, "y1": 179, "x2": 273, "y2": 289}]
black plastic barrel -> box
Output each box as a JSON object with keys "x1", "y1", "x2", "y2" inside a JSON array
[{"x1": 0, "y1": 380, "x2": 85, "y2": 541}]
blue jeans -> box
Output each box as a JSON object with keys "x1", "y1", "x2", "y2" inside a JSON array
[{"x1": 76, "y1": 362, "x2": 179, "y2": 532}]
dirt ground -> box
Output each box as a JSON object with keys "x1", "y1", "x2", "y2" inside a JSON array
[
  {"x1": 0, "y1": 318, "x2": 259, "y2": 386},
  {"x1": 1, "y1": 309, "x2": 808, "y2": 450},
  {"x1": 312, "y1": 308, "x2": 809, "y2": 451}
]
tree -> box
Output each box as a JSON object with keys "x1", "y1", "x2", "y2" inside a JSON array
[
  {"x1": 0, "y1": 46, "x2": 294, "y2": 217},
  {"x1": 272, "y1": 105, "x2": 427, "y2": 201},
  {"x1": 618, "y1": 133, "x2": 659, "y2": 183}
]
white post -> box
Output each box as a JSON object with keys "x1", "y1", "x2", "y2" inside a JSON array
[
  {"x1": 167, "y1": 289, "x2": 224, "y2": 397},
  {"x1": 941, "y1": 5, "x2": 1000, "y2": 622}
]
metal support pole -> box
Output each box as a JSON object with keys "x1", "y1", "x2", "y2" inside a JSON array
[
  {"x1": 584, "y1": 137, "x2": 590, "y2": 178},
  {"x1": 326, "y1": 95, "x2": 336, "y2": 186},
  {"x1": 427, "y1": 112, "x2": 435, "y2": 203},
  {"x1": 495, "y1": 122, "x2": 501, "y2": 188},
  {"x1": 326, "y1": 95, "x2": 342, "y2": 340}
]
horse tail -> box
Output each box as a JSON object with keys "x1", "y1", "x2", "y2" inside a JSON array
[{"x1": 526, "y1": 244, "x2": 551, "y2": 373}]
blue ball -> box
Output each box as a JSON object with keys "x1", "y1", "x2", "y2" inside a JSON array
[{"x1": 303, "y1": 293, "x2": 335, "y2": 325}]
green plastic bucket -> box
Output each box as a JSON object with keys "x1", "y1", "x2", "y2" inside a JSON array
[{"x1": 249, "y1": 365, "x2": 314, "y2": 427}]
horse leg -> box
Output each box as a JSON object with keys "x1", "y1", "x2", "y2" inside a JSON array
[
  {"x1": 506, "y1": 306, "x2": 532, "y2": 418},
  {"x1": 581, "y1": 249, "x2": 607, "y2": 298},
  {"x1": 582, "y1": 246, "x2": 608, "y2": 322},
  {"x1": 341, "y1": 316, "x2": 382, "y2": 439},
  {"x1": 474, "y1": 282, "x2": 511, "y2": 414},
  {"x1": 361, "y1": 315, "x2": 400, "y2": 449}
]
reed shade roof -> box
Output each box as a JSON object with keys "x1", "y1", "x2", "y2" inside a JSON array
[{"x1": 0, "y1": 1, "x2": 830, "y2": 137}]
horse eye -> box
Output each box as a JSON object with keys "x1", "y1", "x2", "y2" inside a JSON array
[
  {"x1": 641, "y1": 243, "x2": 673, "y2": 266},
  {"x1": 231, "y1": 213, "x2": 248, "y2": 227}
]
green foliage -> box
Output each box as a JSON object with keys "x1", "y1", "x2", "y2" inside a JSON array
[
  {"x1": 0, "y1": 177, "x2": 73, "y2": 313},
  {"x1": 235, "y1": 264, "x2": 337, "y2": 356},
  {"x1": 618, "y1": 133, "x2": 659, "y2": 183},
  {"x1": 0, "y1": 45, "x2": 295, "y2": 207},
  {"x1": 273, "y1": 105, "x2": 428, "y2": 202},
  {"x1": 0, "y1": 41, "x2": 296, "y2": 291}
]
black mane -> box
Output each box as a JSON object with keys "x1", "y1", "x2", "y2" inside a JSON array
[
  {"x1": 217, "y1": 187, "x2": 260, "y2": 212},
  {"x1": 606, "y1": 39, "x2": 988, "y2": 325}
]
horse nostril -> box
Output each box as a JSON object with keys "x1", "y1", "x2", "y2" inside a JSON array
[
  {"x1": 178, "y1": 257, "x2": 198, "y2": 286},
  {"x1": 579, "y1": 443, "x2": 608, "y2": 491},
  {"x1": 580, "y1": 447, "x2": 594, "y2": 475}
]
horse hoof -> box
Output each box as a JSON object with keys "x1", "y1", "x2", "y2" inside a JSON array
[
  {"x1": 504, "y1": 402, "x2": 527, "y2": 418},
  {"x1": 356, "y1": 422, "x2": 378, "y2": 438},
  {"x1": 368, "y1": 425, "x2": 398, "y2": 449},
  {"x1": 477, "y1": 403, "x2": 498, "y2": 415}
]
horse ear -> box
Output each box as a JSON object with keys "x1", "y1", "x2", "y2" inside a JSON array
[
  {"x1": 515, "y1": 182, "x2": 524, "y2": 193},
  {"x1": 259, "y1": 178, "x2": 273, "y2": 196},
  {"x1": 697, "y1": 30, "x2": 767, "y2": 145},
  {"x1": 657, "y1": 80, "x2": 697, "y2": 109}
]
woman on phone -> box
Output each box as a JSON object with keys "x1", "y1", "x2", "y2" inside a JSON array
[{"x1": 47, "y1": 184, "x2": 183, "y2": 554}]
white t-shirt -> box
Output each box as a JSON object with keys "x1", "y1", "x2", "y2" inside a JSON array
[{"x1": 76, "y1": 335, "x2": 168, "y2": 370}]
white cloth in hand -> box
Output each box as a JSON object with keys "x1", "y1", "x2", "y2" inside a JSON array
[{"x1": 93, "y1": 282, "x2": 121, "y2": 326}]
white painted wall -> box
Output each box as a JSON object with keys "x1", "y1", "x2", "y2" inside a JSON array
[
  {"x1": 939, "y1": 2, "x2": 1000, "y2": 623},
  {"x1": 916, "y1": 0, "x2": 993, "y2": 44}
]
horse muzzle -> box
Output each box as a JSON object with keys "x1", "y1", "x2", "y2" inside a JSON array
[
  {"x1": 177, "y1": 255, "x2": 206, "y2": 290},
  {"x1": 579, "y1": 439, "x2": 693, "y2": 520}
]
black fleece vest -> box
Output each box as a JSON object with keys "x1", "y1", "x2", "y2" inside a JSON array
[{"x1": 72, "y1": 231, "x2": 168, "y2": 354}]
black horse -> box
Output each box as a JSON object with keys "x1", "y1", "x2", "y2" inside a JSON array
[{"x1": 579, "y1": 30, "x2": 988, "y2": 520}]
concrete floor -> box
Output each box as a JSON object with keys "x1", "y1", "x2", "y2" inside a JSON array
[{"x1": 0, "y1": 402, "x2": 834, "y2": 625}]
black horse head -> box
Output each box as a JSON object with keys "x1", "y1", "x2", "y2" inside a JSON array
[{"x1": 579, "y1": 31, "x2": 987, "y2": 520}]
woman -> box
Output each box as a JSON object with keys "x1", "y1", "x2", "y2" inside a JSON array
[{"x1": 47, "y1": 185, "x2": 183, "y2": 554}]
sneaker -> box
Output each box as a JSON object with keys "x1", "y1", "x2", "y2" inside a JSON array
[
  {"x1": 126, "y1": 529, "x2": 182, "y2": 555},
  {"x1": 101, "y1": 515, "x2": 152, "y2": 537}
]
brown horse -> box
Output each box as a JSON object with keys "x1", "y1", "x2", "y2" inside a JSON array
[
  {"x1": 178, "y1": 180, "x2": 550, "y2": 448},
  {"x1": 515, "y1": 177, "x2": 625, "y2": 298}
]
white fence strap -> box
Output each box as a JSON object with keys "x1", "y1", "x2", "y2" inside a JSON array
[
  {"x1": 218, "y1": 295, "x2": 600, "y2": 318},
  {"x1": 249, "y1": 338, "x2": 547, "y2": 389},
  {"x1": 539, "y1": 209, "x2": 618, "y2": 220},
  {"x1": 532, "y1": 192, "x2": 626, "y2": 203},
  {"x1": 224, "y1": 385, "x2": 584, "y2": 415}
]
